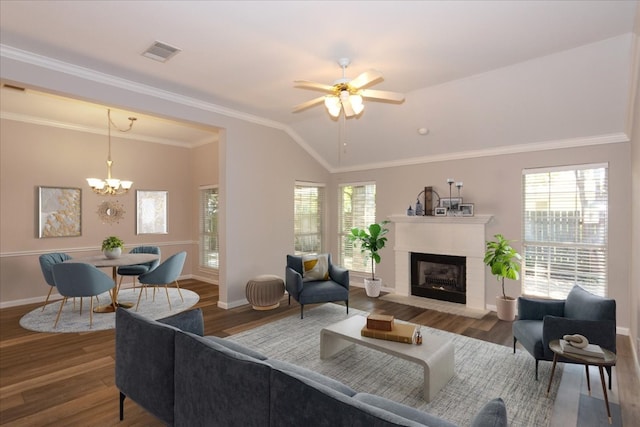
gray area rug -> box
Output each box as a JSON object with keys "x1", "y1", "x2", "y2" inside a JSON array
[
  {"x1": 19, "y1": 287, "x2": 199, "y2": 333},
  {"x1": 227, "y1": 303, "x2": 563, "y2": 427}
]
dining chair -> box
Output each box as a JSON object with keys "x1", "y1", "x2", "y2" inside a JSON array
[
  {"x1": 51, "y1": 262, "x2": 116, "y2": 328},
  {"x1": 117, "y1": 246, "x2": 161, "y2": 291},
  {"x1": 136, "y1": 251, "x2": 186, "y2": 311},
  {"x1": 38, "y1": 252, "x2": 72, "y2": 311}
]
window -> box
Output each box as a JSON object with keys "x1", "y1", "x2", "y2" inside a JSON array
[
  {"x1": 522, "y1": 164, "x2": 608, "y2": 298},
  {"x1": 200, "y1": 186, "x2": 219, "y2": 269},
  {"x1": 294, "y1": 182, "x2": 325, "y2": 255},
  {"x1": 339, "y1": 182, "x2": 377, "y2": 272}
]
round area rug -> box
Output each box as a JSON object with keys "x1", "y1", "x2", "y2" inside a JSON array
[{"x1": 19, "y1": 287, "x2": 199, "y2": 333}]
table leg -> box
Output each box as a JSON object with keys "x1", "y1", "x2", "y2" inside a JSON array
[
  {"x1": 598, "y1": 366, "x2": 612, "y2": 424},
  {"x1": 94, "y1": 267, "x2": 132, "y2": 313},
  {"x1": 547, "y1": 353, "x2": 559, "y2": 396},
  {"x1": 585, "y1": 364, "x2": 591, "y2": 395}
]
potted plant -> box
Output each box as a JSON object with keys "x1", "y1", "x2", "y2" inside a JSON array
[
  {"x1": 102, "y1": 236, "x2": 124, "y2": 259},
  {"x1": 348, "y1": 221, "x2": 390, "y2": 297},
  {"x1": 483, "y1": 234, "x2": 522, "y2": 321}
]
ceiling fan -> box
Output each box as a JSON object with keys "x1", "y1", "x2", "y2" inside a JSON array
[{"x1": 293, "y1": 58, "x2": 405, "y2": 118}]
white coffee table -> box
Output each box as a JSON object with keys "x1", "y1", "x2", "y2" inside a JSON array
[{"x1": 320, "y1": 315, "x2": 455, "y2": 402}]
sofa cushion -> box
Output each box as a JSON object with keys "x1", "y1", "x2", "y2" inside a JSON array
[
  {"x1": 354, "y1": 393, "x2": 457, "y2": 427},
  {"x1": 174, "y1": 331, "x2": 271, "y2": 427},
  {"x1": 267, "y1": 358, "x2": 357, "y2": 396},
  {"x1": 205, "y1": 335, "x2": 269, "y2": 360},
  {"x1": 157, "y1": 307, "x2": 204, "y2": 336},
  {"x1": 302, "y1": 253, "x2": 330, "y2": 282},
  {"x1": 469, "y1": 398, "x2": 507, "y2": 427}
]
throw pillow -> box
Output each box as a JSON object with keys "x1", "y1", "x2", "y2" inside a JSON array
[{"x1": 302, "y1": 253, "x2": 329, "y2": 282}]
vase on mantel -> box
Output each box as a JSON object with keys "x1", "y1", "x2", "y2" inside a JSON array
[{"x1": 103, "y1": 247, "x2": 122, "y2": 259}]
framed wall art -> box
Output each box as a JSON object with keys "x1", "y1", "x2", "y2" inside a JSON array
[
  {"x1": 459, "y1": 203, "x2": 474, "y2": 216},
  {"x1": 38, "y1": 186, "x2": 81, "y2": 238},
  {"x1": 136, "y1": 190, "x2": 168, "y2": 234}
]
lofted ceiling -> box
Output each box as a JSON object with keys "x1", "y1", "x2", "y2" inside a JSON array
[{"x1": 0, "y1": 1, "x2": 637, "y2": 170}]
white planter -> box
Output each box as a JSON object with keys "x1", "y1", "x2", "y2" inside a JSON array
[
  {"x1": 364, "y1": 278, "x2": 382, "y2": 298},
  {"x1": 103, "y1": 247, "x2": 122, "y2": 259},
  {"x1": 495, "y1": 296, "x2": 517, "y2": 321}
]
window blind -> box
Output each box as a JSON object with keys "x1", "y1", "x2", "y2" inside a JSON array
[
  {"x1": 199, "y1": 186, "x2": 219, "y2": 269},
  {"x1": 338, "y1": 182, "x2": 377, "y2": 272},
  {"x1": 294, "y1": 182, "x2": 325, "y2": 255},
  {"x1": 522, "y1": 164, "x2": 608, "y2": 298}
]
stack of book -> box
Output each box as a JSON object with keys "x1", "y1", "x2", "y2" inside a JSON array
[
  {"x1": 559, "y1": 339, "x2": 605, "y2": 358},
  {"x1": 361, "y1": 314, "x2": 416, "y2": 344}
]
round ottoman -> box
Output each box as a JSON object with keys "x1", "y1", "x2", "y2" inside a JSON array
[{"x1": 245, "y1": 275, "x2": 285, "y2": 310}]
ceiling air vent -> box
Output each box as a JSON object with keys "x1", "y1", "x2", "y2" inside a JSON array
[{"x1": 141, "y1": 41, "x2": 181, "y2": 63}]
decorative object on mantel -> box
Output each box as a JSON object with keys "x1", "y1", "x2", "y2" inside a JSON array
[
  {"x1": 411, "y1": 186, "x2": 436, "y2": 216},
  {"x1": 97, "y1": 200, "x2": 125, "y2": 224},
  {"x1": 86, "y1": 109, "x2": 137, "y2": 196},
  {"x1": 347, "y1": 221, "x2": 390, "y2": 297},
  {"x1": 483, "y1": 234, "x2": 522, "y2": 321},
  {"x1": 406, "y1": 205, "x2": 414, "y2": 216},
  {"x1": 102, "y1": 235, "x2": 124, "y2": 259}
]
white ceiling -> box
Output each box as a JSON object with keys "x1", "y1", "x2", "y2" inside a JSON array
[{"x1": 0, "y1": 1, "x2": 637, "y2": 167}]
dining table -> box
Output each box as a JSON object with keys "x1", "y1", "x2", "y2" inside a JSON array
[{"x1": 64, "y1": 253, "x2": 160, "y2": 313}]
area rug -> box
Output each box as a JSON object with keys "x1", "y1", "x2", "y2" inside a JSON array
[
  {"x1": 379, "y1": 294, "x2": 489, "y2": 319},
  {"x1": 226, "y1": 303, "x2": 562, "y2": 427},
  {"x1": 19, "y1": 287, "x2": 199, "y2": 333}
]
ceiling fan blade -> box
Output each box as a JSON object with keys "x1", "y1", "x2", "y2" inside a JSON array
[
  {"x1": 342, "y1": 98, "x2": 356, "y2": 117},
  {"x1": 294, "y1": 80, "x2": 336, "y2": 93},
  {"x1": 349, "y1": 69, "x2": 383, "y2": 89},
  {"x1": 360, "y1": 89, "x2": 405, "y2": 102},
  {"x1": 292, "y1": 96, "x2": 326, "y2": 112}
]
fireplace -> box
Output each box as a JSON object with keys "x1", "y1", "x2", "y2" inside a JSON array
[{"x1": 411, "y1": 252, "x2": 466, "y2": 304}]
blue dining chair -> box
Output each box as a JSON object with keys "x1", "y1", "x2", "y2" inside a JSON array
[
  {"x1": 136, "y1": 251, "x2": 186, "y2": 311},
  {"x1": 38, "y1": 252, "x2": 73, "y2": 311},
  {"x1": 51, "y1": 262, "x2": 116, "y2": 328},
  {"x1": 117, "y1": 246, "x2": 161, "y2": 291}
]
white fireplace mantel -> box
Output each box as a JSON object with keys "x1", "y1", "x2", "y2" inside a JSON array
[{"x1": 389, "y1": 214, "x2": 493, "y2": 311}]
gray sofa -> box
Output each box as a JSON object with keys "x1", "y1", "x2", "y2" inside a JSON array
[{"x1": 116, "y1": 308, "x2": 507, "y2": 427}]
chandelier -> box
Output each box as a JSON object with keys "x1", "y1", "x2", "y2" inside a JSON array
[{"x1": 86, "y1": 109, "x2": 136, "y2": 196}]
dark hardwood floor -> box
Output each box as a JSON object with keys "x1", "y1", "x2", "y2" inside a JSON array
[{"x1": 1, "y1": 279, "x2": 637, "y2": 426}]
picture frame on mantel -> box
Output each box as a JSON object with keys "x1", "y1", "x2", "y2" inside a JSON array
[
  {"x1": 440, "y1": 197, "x2": 462, "y2": 211},
  {"x1": 459, "y1": 203, "x2": 474, "y2": 216},
  {"x1": 434, "y1": 207, "x2": 447, "y2": 216}
]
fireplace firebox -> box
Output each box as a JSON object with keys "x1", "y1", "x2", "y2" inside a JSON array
[{"x1": 411, "y1": 252, "x2": 466, "y2": 304}]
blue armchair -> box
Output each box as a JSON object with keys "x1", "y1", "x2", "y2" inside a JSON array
[
  {"x1": 286, "y1": 254, "x2": 349, "y2": 319},
  {"x1": 512, "y1": 285, "x2": 616, "y2": 387}
]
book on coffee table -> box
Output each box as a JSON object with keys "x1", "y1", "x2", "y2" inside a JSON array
[
  {"x1": 361, "y1": 322, "x2": 416, "y2": 344},
  {"x1": 559, "y1": 339, "x2": 605, "y2": 358}
]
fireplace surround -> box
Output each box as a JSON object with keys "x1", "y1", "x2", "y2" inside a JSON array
[{"x1": 390, "y1": 215, "x2": 492, "y2": 311}]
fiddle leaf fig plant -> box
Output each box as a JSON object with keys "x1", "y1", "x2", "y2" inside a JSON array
[
  {"x1": 101, "y1": 236, "x2": 124, "y2": 251},
  {"x1": 483, "y1": 234, "x2": 522, "y2": 299},
  {"x1": 347, "y1": 220, "x2": 390, "y2": 280}
]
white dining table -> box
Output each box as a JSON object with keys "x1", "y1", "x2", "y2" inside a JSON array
[{"x1": 64, "y1": 253, "x2": 159, "y2": 313}]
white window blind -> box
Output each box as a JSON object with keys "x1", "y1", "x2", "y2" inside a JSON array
[
  {"x1": 200, "y1": 186, "x2": 219, "y2": 269},
  {"x1": 338, "y1": 182, "x2": 377, "y2": 272},
  {"x1": 522, "y1": 164, "x2": 608, "y2": 298},
  {"x1": 294, "y1": 182, "x2": 325, "y2": 255}
]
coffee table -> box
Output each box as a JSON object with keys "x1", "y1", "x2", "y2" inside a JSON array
[{"x1": 320, "y1": 315, "x2": 454, "y2": 402}]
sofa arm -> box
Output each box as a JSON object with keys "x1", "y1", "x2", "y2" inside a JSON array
[
  {"x1": 517, "y1": 297, "x2": 565, "y2": 321},
  {"x1": 157, "y1": 308, "x2": 204, "y2": 336},
  {"x1": 353, "y1": 393, "x2": 457, "y2": 427},
  {"x1": 329, "y1": 264, "x2": 349, "y2": 289},
  {"x1": 542, "y1": 315, "x2": 616, "y2": 358},
  {"x1": 285, "y1": 267, "x2": 303, "y2": 298},
  {"x1": 470, "y1": 398, "x2": 508, "y2": 427}
]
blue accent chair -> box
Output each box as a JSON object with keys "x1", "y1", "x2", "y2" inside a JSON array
[
  {"x1": 512, "y1": 285, "x2": 616, "y2": 388},
  {"x1": 117, "y1": 246, "x2": 161, "y2": 290},
  {"x1": 51, "y1": 262, "x2": 115, "y2": 328},
  {"x1": 285, "y1": 254, "x2": 349, "y2": 319},
  {"x1": 136, "y1": 251, "x2": 186, "y2": 311},
  {"x1": 38, "y1": 252, "x2": 73, "y2": 311}
]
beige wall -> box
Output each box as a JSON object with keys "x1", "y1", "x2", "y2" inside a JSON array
[
  {"x1": 630, "y1": 15, "x2": 640, "y2": 363},
  {"x1": 330, "y1": 142, "x2": 633, "y2": 331},
  {"x1": 0, "y1": 118, "x2": 198, "y2": 304}
]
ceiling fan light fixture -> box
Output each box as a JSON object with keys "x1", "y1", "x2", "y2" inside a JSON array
[
  {"x1": 350, "y1": 94, "x2": 364, "y2": 115},
  {"x1": 324, "y1": 96, "x2": 341, "y2": 117}
]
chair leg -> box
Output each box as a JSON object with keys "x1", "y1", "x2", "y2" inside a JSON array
[
  {"x1": 135, "y1": 287, "x2": 145, "y2": 311},
  {"x1": 79, "y1": 296, "x2": 83, "y2": 316},
  {"x1": 54, "y1": 297, "x2": 67, "y2": 328},
  {"x1": 165, "y1": 286, "x2": 172, "y2": 310},
  {"x1": 346, "y1": 300, "x2": 349, "y2": 314},
  {"x1": 42, "y1": 287, "x2": 54, "y2": 311},
  {"x1": 300, "y1": 304, "x2": 304, "y2": 319},
  {"x1": 535, "y1": 360, "x2": 539, "y2": 381},
  {"x1": 288, "y1": 295, "x2": 291, "y2": 305},
  {"x1": 607, "y1": 366, "x2": 612, "y2": 390},
  {"x1": 513, "y1": 337, "x2": 517, "y2": 353},
  {"x1": 89, "y1": 297, "x2": 94, "y2": 328},
  {"x1": 120, "y1": 392, "x2": 126, "y2": 421},
  {"x1": 174, "y1": 280, "x2": 184, "y2": 302}
]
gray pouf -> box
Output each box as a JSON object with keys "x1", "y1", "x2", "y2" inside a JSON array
[{"x1": 245, "y1": 275, "x2": 285, "y2": 310}]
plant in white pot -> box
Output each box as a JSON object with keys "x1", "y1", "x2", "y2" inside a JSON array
[
  {"x1": 102, "y1": 236, "x2": 124, "y2": 259},
  {"x1": 348, "y1": 221, "x2": 390, "y2": 297},
  {"x1": 483, "y1": 234, "x2": 522, "y2": 321}
]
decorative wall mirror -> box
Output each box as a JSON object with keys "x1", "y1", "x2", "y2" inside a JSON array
[
  {"x1": 96, "y1": 200, "x2": 125, "y2": 224},
  {"x1": 136, "y1": 190, "x2": 168, "y2": 234}
]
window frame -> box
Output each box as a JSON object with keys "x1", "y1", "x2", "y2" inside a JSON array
[
  {"x1": 338, "y1": 181, "x2": 377, "y2": 274},
  {"x1": 294, "y1": 181, "x2": 326, "y2": 256}
]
